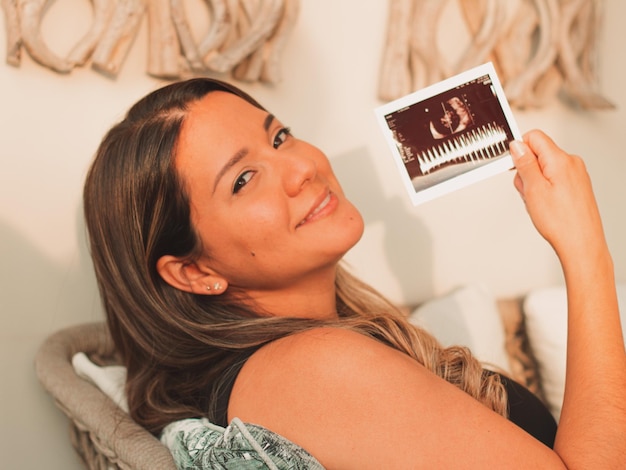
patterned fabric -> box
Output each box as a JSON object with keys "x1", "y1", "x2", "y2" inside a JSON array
[{"x1": 161, "y1": 417, "x2": 325, "y2": 470}]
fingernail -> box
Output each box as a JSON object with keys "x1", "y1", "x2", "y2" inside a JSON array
[{"x1": 509, "y1": 140, "x2": 526, "y2": 160}]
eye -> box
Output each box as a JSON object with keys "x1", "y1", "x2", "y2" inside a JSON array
[
  {"x1": 232, "y1": 170, "x2": 254, "y2": 194},
  {"x1": 273, "y1": 127, "x2": 291, "y2": 149}
]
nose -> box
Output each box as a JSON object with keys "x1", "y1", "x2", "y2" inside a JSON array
[{"x1": 282, "y1": 152, "x2": 317, "y2": 197}]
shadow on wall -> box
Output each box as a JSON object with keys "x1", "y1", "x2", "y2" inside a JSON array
[
  {"x1": 331, "y1": 146, "x2": 434, "y2": 304},
  {"x1": 0, "y1": 213, "x2": 102, "y2": 337},
  {"x1": 0, "y1": 220, "x2": 60, "y2": 336},
  {"x1": 0, "y1": 208, "x2": 102, "y2": 469}
]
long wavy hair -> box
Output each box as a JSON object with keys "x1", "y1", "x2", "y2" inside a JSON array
[{"x1": 83, "y1": 78, "x2": 507, "y2": 435}]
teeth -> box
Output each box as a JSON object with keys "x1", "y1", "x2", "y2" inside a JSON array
[
  {"x1": 310, "y1": 193, "x2": 331, "y2": 217},
  {"x1": 299, "y1": 193, "x2": 331, "y2": 226}
]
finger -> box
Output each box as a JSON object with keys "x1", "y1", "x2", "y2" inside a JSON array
[
  {"x1": 523, "y1": 129, "x2": 560, "y2": 157},
  {"x1": 513, "y1": 172, "x2": 524, "y2": 198},
  {"x1": 524, "y1": 130, "x2": 584, "y2": 186},
  {"x1": 510, "y1": 140, "x2": 542, "y2": 188}
]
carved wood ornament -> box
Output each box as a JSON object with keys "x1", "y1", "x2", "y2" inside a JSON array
[
  {"x1": 379, "y1": 0, "x2": 614, "y2": 109},
  {"x1": 0, "y1": 0, "x2": 299, "y2": 83}
]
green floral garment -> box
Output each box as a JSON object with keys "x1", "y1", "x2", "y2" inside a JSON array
[{"x1": 161, "y1": 417, "x2": 325, "y2": 470}]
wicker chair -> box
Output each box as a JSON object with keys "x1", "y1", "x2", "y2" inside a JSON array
[{"x1": 34, "y1": 322, "x2": 176, "y2": 470}]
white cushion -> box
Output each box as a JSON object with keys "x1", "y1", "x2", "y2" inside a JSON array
[
  {"x1": 72, "y1": 352, "x2": 128, "y2": 412},
  {"x1": 523, "y1": 283, "x2": 626, "y2": 421},
  {"x1": 408, "y1": 284, "x2": 512, "y2": 375}
]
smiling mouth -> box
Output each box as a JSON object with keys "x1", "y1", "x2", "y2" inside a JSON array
[{"x1": 297, "y1": 192, "x2": 333, "y2": 228}]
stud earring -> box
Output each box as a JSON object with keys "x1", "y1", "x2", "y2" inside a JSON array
[
  {"x1": 213, "y1": 282, "x2": 221, "y2": 291},
  {"x1": 206, "y1": 285, "x2": 211, "y2": 292}
]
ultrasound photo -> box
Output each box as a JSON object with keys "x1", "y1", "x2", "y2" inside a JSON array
[{"x1": 375, "y1": 63, "x2": 522, "y2": 205}]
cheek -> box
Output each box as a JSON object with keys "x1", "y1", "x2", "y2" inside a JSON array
[
  {"x1": 316, "y1": 157, "x2": 346, "y2": 196},
  {"x1": 212, "y1": 202, "x2": 287, "y2": 253},
  {"x1": 240, "y1": 198, "x2": 288, "y2": 232}
]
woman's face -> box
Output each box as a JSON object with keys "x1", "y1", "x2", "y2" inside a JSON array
[{"x1": 174, "y1": 91, "x2": 364, "y2": 304}]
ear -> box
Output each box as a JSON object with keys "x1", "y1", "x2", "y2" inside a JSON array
[{"x1": 156, "y1": 255, "x2": 228, "y2": 295}]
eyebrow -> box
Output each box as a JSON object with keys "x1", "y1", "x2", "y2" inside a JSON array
[
  {"x1": 212, "y1": 148, "x2": 248, "y2": 194},
  {"x1": 212, "y1": 113, "x2": 275, "y2": 194},
  {"x1": 263, "y1": 113, "x2": 275, "y2": 131}
]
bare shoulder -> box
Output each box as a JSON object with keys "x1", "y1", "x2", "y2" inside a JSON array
[
  {"x1": 245, "y1": 326, "x2": 410, "y2": 375},
  {"x1": 230, "y1": 327, "x2": 415, "y2": 406},
  {"x1": 228, "y1": 327, "x2": 559, "y2": 469}
]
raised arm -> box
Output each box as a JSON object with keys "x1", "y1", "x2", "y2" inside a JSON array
[{"x1": 510, "y1": 130, "x2": 626, "y2": 468}]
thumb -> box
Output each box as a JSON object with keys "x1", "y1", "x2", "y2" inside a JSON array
[{"x1": 510, "y1": 140, "x2": 542, "y2": 196}]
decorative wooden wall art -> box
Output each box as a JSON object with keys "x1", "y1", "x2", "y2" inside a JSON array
[
  {"x1": 0, "y1": 0, "x2": 299, "y2": 83},
  {"x1": 379, "y1": 0, "x2": 615, "y2": 109}
]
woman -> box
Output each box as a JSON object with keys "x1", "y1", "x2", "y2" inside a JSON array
[{"x1": 84, "y1": 78, "x2": 626, "y2": 468}]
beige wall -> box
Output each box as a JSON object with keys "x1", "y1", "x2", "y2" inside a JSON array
[{"x1": 1, "y1": 1, "x2": 624, "y2": 467}]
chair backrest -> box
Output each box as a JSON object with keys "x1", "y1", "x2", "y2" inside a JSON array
[{"x1": 35, "y1": 322, "x2": 176, "y2": 470}]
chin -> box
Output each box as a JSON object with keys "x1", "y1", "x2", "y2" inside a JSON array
[{"x1": 343, "y1": 205, "x2": 365, "y2": 248}]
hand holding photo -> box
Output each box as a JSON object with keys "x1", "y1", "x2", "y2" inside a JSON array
[{"x1": 375, "y1": 62, "x2": 522, "y2": 206}]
